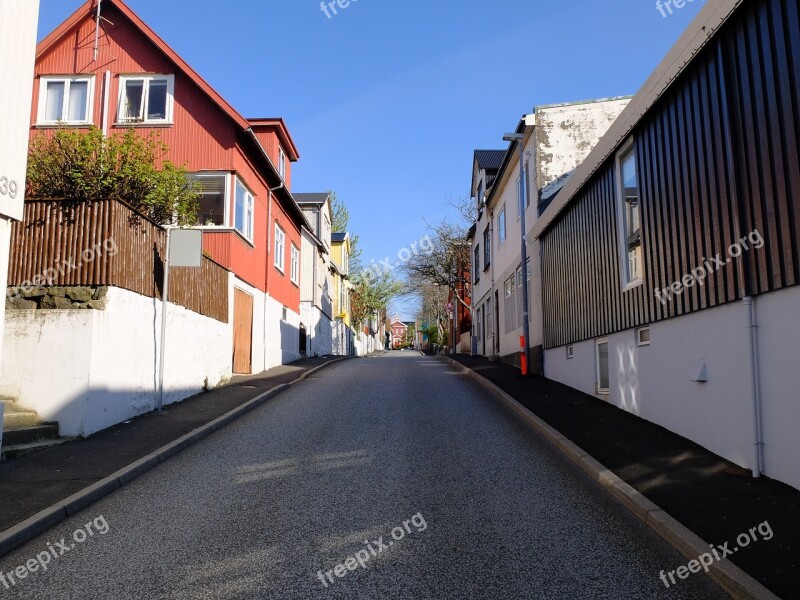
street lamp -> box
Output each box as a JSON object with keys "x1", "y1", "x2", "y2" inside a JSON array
[{"x1": 504, "y1": 132, "x2": 531, "y2": 376}]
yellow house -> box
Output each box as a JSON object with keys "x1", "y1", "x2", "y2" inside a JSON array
[{"x1": 331, "y1": 232, "x2": 353, "y2": 354}]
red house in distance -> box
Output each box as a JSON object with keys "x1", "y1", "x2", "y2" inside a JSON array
[{"x1": 31, "y1": 0, "x2": 308, "y2": 373}]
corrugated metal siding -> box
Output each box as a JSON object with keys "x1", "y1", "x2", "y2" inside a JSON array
[
  {"x1": 8, "y1": 199, "x2": 229, "y2": 322},
  {"x1": 541, "y1": 0, "x2": 800, "y2": 349}
]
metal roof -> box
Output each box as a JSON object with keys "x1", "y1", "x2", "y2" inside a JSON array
[
  {"x1": 295, "y1": 193, "x2": 330, "y2": 206},
  {"x1": 474, "y1": 150, "x2": 506, "y2": 172}
]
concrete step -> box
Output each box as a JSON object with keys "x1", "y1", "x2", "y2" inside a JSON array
[
  {"x1": 2, "y1": 400, "x2": 42, "y2": 430},
  {"x1": 1, "y1": 438, "x2": 70, "y2": 460},
  {"x1": 2, "y1": 423, "x2": 60, "y2": 446}
]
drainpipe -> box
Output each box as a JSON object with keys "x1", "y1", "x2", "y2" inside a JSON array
[
  {"x1": 101, "y1": 71, "x2": 111, "y2": 137},
  {"x1": 717, "y1": 43, "x2": 764, "y2": 478},
  {"x1": 743, "y1": 296, "x2": 765, "y2": 478}
]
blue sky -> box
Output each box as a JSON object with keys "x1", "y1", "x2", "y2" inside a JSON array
[{"x1": 37, "y1": 0, "x2": 705, "y2": 318}]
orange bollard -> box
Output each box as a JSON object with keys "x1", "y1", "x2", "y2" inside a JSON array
[{"x1": 519, "y1": 335, "x2": 528, "y2": 376}]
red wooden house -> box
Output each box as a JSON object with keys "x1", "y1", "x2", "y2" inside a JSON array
[{"x1": 32, "y1": 0, "x2": 307, "y2": 373}]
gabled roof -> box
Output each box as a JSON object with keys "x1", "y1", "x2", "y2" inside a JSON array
[
  {"x1": 474, "y1": 150, "x2": 506, "y2": 172},
  {"x1": 533, "y1": 0, "x2": 743, "y2": 240},
  {"x1": 248, "y1": 118, "x2": 300, "y2": 162},
  {"x1": 295, "y1": 193, "x2": 331, "y2": 206},
  {"x1": 36, "y1": 0, "x2": 309, "y2": 227},
  {"x1": 37, "y1": 0, "x2": 252, "y2": 132}
]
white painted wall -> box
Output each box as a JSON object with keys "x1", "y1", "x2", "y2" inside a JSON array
[
  {"x1": 544, "y1": 288, "x2": 800, "y2": 491},
  {"x1": 1, "y1": 287, "x2": 231, "y2": 437},
  {"x1": 0, "y1": 0, "x2": 40, "y2": 454},
  {"x1": 300, "y1": 301, "x2": 333, "y2": 356},
  {"x1": 753, "y1": 286, "x2": 800, "y2": 490},
  {"x1": 264, "y1": 293, "x2": 301, "y2": 368}
]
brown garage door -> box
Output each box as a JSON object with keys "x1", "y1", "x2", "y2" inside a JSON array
[{"x1": 233, "y1": 288, "x2": 253, "y2": 374}]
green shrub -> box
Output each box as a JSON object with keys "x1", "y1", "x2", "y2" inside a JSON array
[{"x1": 26, "y1": 127, "x2": 199, "y2": 226}]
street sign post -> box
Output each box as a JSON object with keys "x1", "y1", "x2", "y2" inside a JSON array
[{"x1": 157, "y1": 228, "x2": 203, "y2": 412}]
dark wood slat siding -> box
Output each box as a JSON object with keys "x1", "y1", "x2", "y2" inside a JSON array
[
  {"x1": 8, "y1": 199, "x2": 229, "y2": 323},
  {"x1": 541, "y1": 0, "x2": 800, "y2": 350}
]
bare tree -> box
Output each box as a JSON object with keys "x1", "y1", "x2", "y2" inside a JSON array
[{"x1": 400, "y1": 219, "x2": 471, "y2": 311}]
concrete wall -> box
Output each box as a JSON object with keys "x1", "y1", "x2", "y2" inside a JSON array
[
  {"x1": 1, "y1": 287, "x2": 230, "y2": 437},
  {"x1": 544, "y1": 287, "x2": 800, "y2": 491},
  {"x1": 535, "y1": 98, "x2": 631, "y2": 201},
  {"x1": 301, "y1": 301, "x2": 333, "y2": 356}
]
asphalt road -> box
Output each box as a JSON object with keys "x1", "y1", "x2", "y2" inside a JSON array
[{"x1": 0, "y1": 353, "x2": 728, "y2": 599}]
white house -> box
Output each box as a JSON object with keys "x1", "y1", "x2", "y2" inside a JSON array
[
  {"x1": 469, "y1": 98, "x2": 630, "y2": 372},
  {"x1": 295, "y1": 193, "x2": 334, "y2": 357}
]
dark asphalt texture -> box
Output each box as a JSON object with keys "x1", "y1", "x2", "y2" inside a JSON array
[
  {"x1": 0, "y1": 353, "x2": 728, "y2": 599},
  {"x1": 451, "y1": 354, "x2": 798, "y2": 600}
]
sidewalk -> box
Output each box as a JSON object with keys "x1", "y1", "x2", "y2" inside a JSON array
[
  {"x1": 0, "y1": 356, "x2": 343, "y2": 540},
  {"x1": 449, "y1": 354, "x2": 798, "y2": 600}
]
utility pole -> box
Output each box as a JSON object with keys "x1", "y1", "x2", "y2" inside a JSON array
[{"x1": 504, "y1": 132, "x2": 531, "y2": 376}]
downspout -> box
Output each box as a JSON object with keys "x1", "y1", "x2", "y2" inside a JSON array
[
  {"x1": 718, "y1": 42, "x2": 764, "y2": 477},
  {"x1": 101, "y1": 71, "x2": 110, "y2": 137},
  {"x1": 743, "y1": 297, "x2": 765, "y2": 477}
]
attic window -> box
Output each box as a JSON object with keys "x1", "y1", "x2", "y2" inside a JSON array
[
  {"x1": 117, "y1": 75, "x2": 174, "y2": 124},
  {"x1": 37, "y1": 76, "x2": 94, "y2": 125}
]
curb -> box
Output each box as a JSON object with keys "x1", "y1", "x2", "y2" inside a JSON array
[
  {"x1": 0, "y1": 357, "x2": 347, "y2": 558},
  {"x1": 439, "y1": 356, "x2": 780, "y2": 600}
]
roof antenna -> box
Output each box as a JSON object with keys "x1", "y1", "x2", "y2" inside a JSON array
[{"x1": 93, "y1": 0, "x2": 102, "y2": 61}]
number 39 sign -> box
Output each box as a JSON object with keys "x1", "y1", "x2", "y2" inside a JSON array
[{"x1": 0, "y1": 0, "x2": 39, "y2": 221}]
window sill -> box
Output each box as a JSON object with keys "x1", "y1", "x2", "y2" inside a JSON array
[
  {"x1": 34, "y1": 122, "x2": 93, "y2": 128},
  {"x1": 621, "y1": 278, "x2": 644, "y2": 293},
  {"x1": 113, "y1": 122, "x2": 174, "y2": 128},
  {"x1": 274, "y1": 266, "x2": 285, "y2": 275}
]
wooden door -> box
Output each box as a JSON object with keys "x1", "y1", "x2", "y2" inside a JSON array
[{"x1": 233, "y1": 288, "x2": 253, "y2": 374}]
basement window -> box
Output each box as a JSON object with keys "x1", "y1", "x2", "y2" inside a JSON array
[
  {"x1": 117, "y1": 75, "x2": 174, "y2": 124},
  {"x1": 637, "y1": 327, "x2": 651, "y2": 347},
  {"x1": 566, "y1": 345, "x2": 574, "y2": 359}
]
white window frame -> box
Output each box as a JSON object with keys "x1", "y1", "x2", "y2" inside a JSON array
[
  {"x1": 279, "y1": 147, "x2": 286, "y2": 180},
  {"x1": 596, "y1": 338, "x2": 610, "y2": 395},
  {"x1": 290, "y1": 243, "x2": 300, "y2": 285},
  {"x1": 234, "y1": 177, "x2": 254, "y2": 243},
  {"x1": 189, "y1": 172, "x2": 230, "y2": 228},
  {"x1": 637, "y1": 326, "x2": 651, "y2": 347},
  {"x1": 37, "y1": 76, "x2": 95, "y2": 125},
  {"x1": 566, "y1": 345, "x2": 574, "y2": 360},
  {"x1": 615, "y1": 138, "x2": 643, "y2": 289},
  {"x1": 274, "y1": 223, "x2": 286, "y2": 272},
  {"x1": 498, "y1": 205, "x2": 506, "y2": 245},
  {"x1": 116, "y1": 74, "x2": 175, "y2": 125}
]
